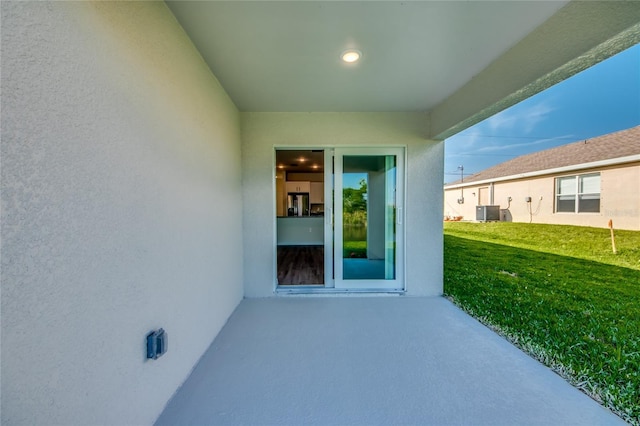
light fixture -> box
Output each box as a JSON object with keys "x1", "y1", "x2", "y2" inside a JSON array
[
  {"x1": 299, "y1": 157, "x2": 306, "y2": 163},
  {"x1": 312, "y1": 164, "x2": 319, "y2": 169},
  {"x1": 341, "y1": 49, "x2": 361, "y2": 63}
]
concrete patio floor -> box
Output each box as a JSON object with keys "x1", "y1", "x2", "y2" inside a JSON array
[{"x1": 155, "y1": 297, "x2": 624, "y2": 425}]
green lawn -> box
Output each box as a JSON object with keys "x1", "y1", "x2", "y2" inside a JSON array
[
  {"x1": 343, "y1": 240, "x2": 367, "y2": 258},
  {"x1": 444, "y1": 222, "x2": 640, "y2": 425}
]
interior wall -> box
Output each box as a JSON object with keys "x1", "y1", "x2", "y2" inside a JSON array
[
  {"x1": 241, "y1": 112, "x2": 443, "y2": 297},
  {"x1": 1, "y1": 2, "x2": 243, "y2": 424}
]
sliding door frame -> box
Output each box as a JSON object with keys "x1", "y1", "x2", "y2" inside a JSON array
[
  {"x1": 333, "y1": 147, "x2": 406, "y2": 291},
  {"x1": 274, "y1": 146, "x2": 406, "y2": 293}
]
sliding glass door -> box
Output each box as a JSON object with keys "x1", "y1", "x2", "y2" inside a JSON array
[{"x1": 333, "y1": 148, "x2": 405, "y2": 290}]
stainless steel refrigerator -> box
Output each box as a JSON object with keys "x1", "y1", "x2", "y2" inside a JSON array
[{"x1": 287, "y1": 193, "x2": 310, "y2": 216}]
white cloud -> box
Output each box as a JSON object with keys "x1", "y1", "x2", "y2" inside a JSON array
[
  {"x1": 446, "y1": 99, "x2": 558, "y2": 154},
  {"x1": 448, "y1": 126, "x2": 483, "y2": 150},
  {"x1": 485, "y1": 100, "x2": 556, "y2": 135},
  {"x1": 445, "y1": 98, "x2": 563, "y2": 177},
  {"x1": 472, "y1": 134, "x2": 575, "y2": 153}
]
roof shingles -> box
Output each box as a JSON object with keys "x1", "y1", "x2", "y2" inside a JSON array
[{"x1": 450, "y1": 125, "x2": 640, "y2": 185}]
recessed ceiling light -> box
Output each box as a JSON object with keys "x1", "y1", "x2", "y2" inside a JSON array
[{"x1": 341, "y1": 49, "x2": 361, "y2": 63}]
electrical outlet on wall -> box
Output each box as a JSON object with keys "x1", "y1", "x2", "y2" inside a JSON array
[{"x1": 147, "y1": 328, "x2": 167, "y2": 360}]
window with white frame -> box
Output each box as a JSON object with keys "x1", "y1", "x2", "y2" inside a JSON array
[{"x1": 555, "y1": 173, "x2": 600, "y2": 213}]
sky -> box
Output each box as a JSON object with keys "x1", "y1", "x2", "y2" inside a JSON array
[{"x1": 444, "y1": 43, "x2": 640, "y2": 184}]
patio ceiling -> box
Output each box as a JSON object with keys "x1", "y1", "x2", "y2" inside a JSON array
[{"x1": 167, "y1": 1, "x2": 640, "y2": 138}]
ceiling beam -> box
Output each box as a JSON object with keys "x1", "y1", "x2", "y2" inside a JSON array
[{"x1": 429, "y1": 1, "x2": 640, "y2": 140}]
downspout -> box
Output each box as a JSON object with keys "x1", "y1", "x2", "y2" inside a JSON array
[
  {"x1": 457, "y1": 165, "x2": 464, "y2": 204},
  {"x1": 489, "y1": 182, "x2": 494, "y2": 205}
]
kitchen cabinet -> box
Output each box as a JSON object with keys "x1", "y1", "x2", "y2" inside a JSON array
[
  {"x1": 276, "y1": 170, "x2": 286, "y2": 216},
  {"x1": 286, "y1": 181, "x2": 310, "y2": 193},
  {"x1": 310, "y1": 182, "x2": 324, "y2": 204}
]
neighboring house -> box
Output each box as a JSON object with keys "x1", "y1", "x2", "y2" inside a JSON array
[
  {"x1": 444, "y1": 126, "x2": 640, "y2": 230},
  {"x1": 2, "y1": 2, "x2": 639, "y2": 425}
]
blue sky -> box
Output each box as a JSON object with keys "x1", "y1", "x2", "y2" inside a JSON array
[
  {"x1": 444, "y1": 43, "x2": 640, "y2": 184},
  {"x1": 344, "y1": 172, "x2": 367, "y2": 189}
]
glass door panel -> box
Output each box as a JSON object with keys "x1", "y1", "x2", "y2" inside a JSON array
[{"x1": 334, "y1": 148, "x2": 404, "y2": 290}]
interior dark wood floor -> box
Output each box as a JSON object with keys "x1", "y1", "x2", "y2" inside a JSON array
[{"x1": 277, "y1": 245, "x2": 324, "y2": 285}]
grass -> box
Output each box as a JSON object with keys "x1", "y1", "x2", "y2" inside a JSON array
[
  {"x1": 444, "y1": 222, "x2": 640, "y2": 424},
  {"x1": 344, "y1": 240, "x2": 367, "y2": 258}
]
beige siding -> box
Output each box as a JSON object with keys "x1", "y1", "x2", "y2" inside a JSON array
[{"x1": 444, "y1": 163, "x2": 640, "y2": 230}]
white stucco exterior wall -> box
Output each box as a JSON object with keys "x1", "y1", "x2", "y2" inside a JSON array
[
  {"x1": 241, "y1": 113, "x2": 443, "y2": 297},
  {"x1": 1, "y1": 2, "x2": 243, "y2": 424}
]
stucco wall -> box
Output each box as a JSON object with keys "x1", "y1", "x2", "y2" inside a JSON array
[
  {"x1": 444, "y1": 163, "x2": 640, "y2": 230},
  {"x1": 444, "y1": 185, "x2": 481, "y2": 220},
  {"x1": 599, "y1": 163, "x2": 640, "y2": 230},
  {"x1": 492, "y1": 176, "x2": 560, "y2": 224},
  {"x1": 1, "y1": 2, "x2": 243, "y2": 424},
  {"x1": 444, "y1": 179, "x2": 548, "y2": 222},
  {"x1": 241, "y1": 112, "x2": 443, "y2": 297}
]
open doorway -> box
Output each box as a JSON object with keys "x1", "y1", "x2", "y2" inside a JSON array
[{"x1": 275, "y1": 149, "x2": 326, "y2": 285}]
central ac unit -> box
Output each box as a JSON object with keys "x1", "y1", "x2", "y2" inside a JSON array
[{"x1": 476, "y1": 205, "x2": 500, "y2": 222}]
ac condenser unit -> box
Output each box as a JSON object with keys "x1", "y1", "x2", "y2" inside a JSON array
[{"x1": 476, "y1": 205, "x2": 500, "y2": 222}]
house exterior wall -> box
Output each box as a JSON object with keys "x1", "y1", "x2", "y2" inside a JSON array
[
  {"x1": 241, "y1": 112, "x2": 443, "y2": 297},
  {"x1": 599, "y1": 163, "x2": 640, "y2": 230},
  {"x1": 444, "y1": 162, "x2": 640, "y2": 230},
  {"x1": 1, "y1": 2, "x2": 243, "y2": 425}
]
